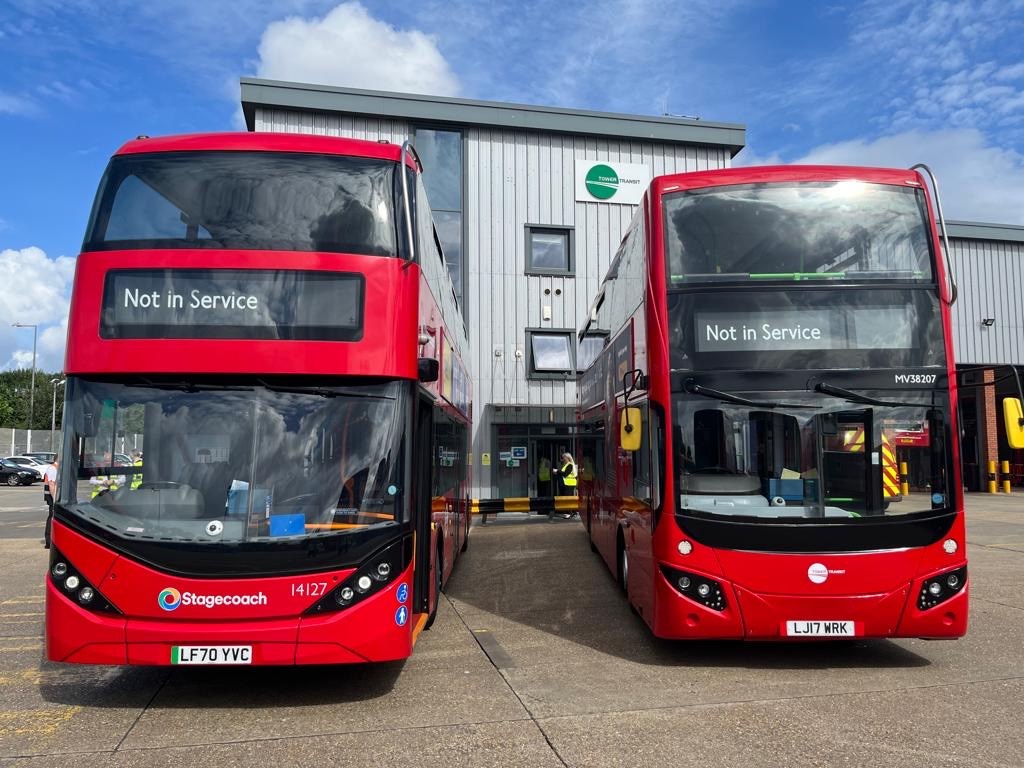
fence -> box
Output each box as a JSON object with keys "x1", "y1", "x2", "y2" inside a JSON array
[{"x1": 0, "y1": 428, "x2": 62, "y2": 456}]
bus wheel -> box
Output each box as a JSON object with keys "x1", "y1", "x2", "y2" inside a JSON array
[{"x1": 424, "y1": 543, "x2": 443, "y2": 630}]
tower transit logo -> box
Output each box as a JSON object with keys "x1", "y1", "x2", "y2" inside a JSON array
[{"x1": 584, "y1": 164, "x2": 620, "y2": 200}]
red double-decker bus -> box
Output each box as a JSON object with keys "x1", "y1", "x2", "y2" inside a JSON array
[
  {"x1": 577, "y1": 165, "x2": 978, "y2": 640},
  {"x1": 47, "y1": 132, "x2": 472, "y2": 665}
]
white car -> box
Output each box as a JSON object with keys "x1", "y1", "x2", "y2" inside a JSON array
[{"x1": 3, "y1": 456, "x2": 47, "y2": 479}]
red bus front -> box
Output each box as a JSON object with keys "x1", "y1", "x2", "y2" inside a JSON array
[
  {"x1": 47, "y1": 133, "x2": 471, "y2": 665},
  {"x1": 580, "y1": 166, "x2": 967, "y2": 641}
]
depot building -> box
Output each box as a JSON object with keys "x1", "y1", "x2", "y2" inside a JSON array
[{"x1": 239, "y1": 78, "x2": 1024, "y2": 498}]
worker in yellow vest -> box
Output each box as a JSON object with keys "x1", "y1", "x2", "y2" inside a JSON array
[
  {"x1": 538, "y1": 456, "x2": 552, "y2": 497},
  {"x1": 553, "y1": 452, "x2": 578, "y2": 496},
  {"x1": 129, "y1": 450, "x2": 144, "y2": 489}
]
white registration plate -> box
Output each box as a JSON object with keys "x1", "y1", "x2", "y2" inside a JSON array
[
  {"x1": 172, "y1": 645, "x2": 252, "y2": 665},
  {"x1": 784, "y1": 620, "x2": 858, "y2": 637}
]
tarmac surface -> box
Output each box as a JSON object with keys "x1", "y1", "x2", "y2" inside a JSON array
[{"x1": 0, "y1": 486, "x2": 1021, "y2": 767}]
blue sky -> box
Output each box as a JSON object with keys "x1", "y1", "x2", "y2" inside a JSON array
[{"x1": 2, "y1": 0, "x2": 1023, "y2": 371}]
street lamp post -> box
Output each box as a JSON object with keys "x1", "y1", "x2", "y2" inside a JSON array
[
  {"x1": 12, "y1": 323, "x2": 38, "y2": 453},
  {"x1": 51, "y1": 378, "x2": 66, "y2": 452}
]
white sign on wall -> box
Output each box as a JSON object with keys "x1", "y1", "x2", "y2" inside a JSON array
[{"x1": 575, "y1": 161, "x2": 651, "y2": 205}]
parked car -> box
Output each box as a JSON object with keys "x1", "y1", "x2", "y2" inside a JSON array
[
  {"x1": 3, "y1": 456, "x2": 47, "y2": 479},
  {"x1": 0, "y1": 459, "x2": 38, "y2": 486},
  {"x1": 23, "y1": 451, "x2": 57, "y2": 464}
]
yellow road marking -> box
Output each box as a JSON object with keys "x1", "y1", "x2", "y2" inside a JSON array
[{"x1": 0, "y1": 706, "x2": 82, "y2": 737}]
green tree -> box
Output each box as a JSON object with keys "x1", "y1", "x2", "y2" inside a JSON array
[{"x1": 0, "y1": 370, "x2": 65, "y2": 430}]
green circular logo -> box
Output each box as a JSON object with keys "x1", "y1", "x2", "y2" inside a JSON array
[{"x1": 585, "y1": 164, "x2": 619, "y2": 200}]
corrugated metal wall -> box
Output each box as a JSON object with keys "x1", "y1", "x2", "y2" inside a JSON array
[
  {"x1": 948, "y1": 237, "x2": 1024, "y2": 366},
  {"x1": 255, "y1": 107, "x2": 730, "y2": 496}
]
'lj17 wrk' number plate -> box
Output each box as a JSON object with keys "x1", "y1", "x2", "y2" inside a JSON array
[
  {"x1": 783, "y1": 620, "x2": 858, "y2": 637},
  {"x1": 172, "y1": 646, "x2": 252, "y2": 665}
]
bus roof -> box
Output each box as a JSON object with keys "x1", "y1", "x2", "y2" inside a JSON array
[
  {"x1": 114, "y1": 131, "x2": 409, "y2": 164},
  {"x1": 654, "y1": 165, "x2": 925, "y2": 196}
]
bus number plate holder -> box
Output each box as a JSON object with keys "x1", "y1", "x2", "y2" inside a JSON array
[
  {"x1": 172, "y1": 645, "x2": 253, "y2": 665},
  {"x1": 783, "y1": 620, "x2": 858, "y2": 637}
]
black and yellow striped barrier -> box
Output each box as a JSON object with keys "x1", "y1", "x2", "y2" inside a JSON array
[{"x1": 471, "y1": 496, "x2": 579, "y2": 522}]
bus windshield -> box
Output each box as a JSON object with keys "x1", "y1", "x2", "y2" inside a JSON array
[
  {"x1": 673, "y1": 387, "x2": 949, "y2": 521},
  {"x1": 83, "y1": 151, "x2": 397, "y2": 255},
  {"x1": 664, "y1": 181, "x2": 933, "y2": 284},
  {"x1": 59, "y1": 378, "x2": 407, "y2": 544}
]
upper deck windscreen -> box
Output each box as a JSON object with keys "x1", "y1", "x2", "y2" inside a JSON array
[
  {"x1": 83, "y1": 151, "x2": 397, "y2": 256},
  {"x1": 664, "y1": 181, "x2": 934, "y2": 285}
]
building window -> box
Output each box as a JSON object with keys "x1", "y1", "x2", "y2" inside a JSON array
[
  {"x1": 413, "y1": 128, "x2": 463, "y2": 305},
  {"x1": 526, "y1": 225, "x2": 574, "y2": 275},
  {"x1": 527, "y1": 329, "x2": 575, "y2": 379},
  {"x1": 577, "y1": 332, "x2": 607, "y2": 371}
]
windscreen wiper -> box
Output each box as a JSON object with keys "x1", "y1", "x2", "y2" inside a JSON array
[
  {"x1": 684, "y1": 379, "x2": 813, "y2": 409},
  {"x1": 812, "y1": 381, "x2": 925, "y2": 409},
  {"x1": 140, "y1": 380, "x2": 251, "y2": 393},
  {"x1": 255, "y1": 380, "x2": 390, "y2": 400}
]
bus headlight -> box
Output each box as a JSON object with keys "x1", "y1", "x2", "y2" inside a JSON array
[
  {"x1": 918, "y1": 566, "x2": 967, "y2": 611},
  {"x1": 306, "y1": 537, "x2": 410, "y2": 616},
  {"x1": 48, "y1": 548, "x2": 119, "y2": 614},
  {"x1": 661, "y1": 565, "x2": 727, "y2": 612}
]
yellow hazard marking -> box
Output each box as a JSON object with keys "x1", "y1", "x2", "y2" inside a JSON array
[
  {"x1": 0, "y1": 598, "x2": 44, "y2": 605},
  {"x1": 410, "y1": 613, "x2": 429, "y2": 644},
  {"x1": 0, "y1": 612, "x2": 44, "y2": 618},
  {"x1": 0, "y1": 644, "x2": 43, "y2": 652}
]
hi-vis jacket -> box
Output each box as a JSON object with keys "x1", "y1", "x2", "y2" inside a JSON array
[{"x1": 559, "y1": 460, "x2": 578, "y2": 487}]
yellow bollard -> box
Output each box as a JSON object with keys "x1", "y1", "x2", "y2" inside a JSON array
[
  {"x1": 988, "y1": 460, "x2": 997, "y2": 494},
  {"x1": 1002, "y1": 460, "x2": 1012, "y2": 494},
  {"x1": 900, "y1": 461, "x2": 910, "y2": 496}
]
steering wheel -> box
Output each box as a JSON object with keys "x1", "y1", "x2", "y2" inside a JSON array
[{"x1": 137, "y1": 481, "x2": 182, "y2": 490}]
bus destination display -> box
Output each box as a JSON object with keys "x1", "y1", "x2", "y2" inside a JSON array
[{"x1": 101, "y1": 269, "x2": 364, "y2": 340}]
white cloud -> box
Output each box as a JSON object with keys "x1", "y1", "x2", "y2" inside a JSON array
[
  {"x1": 0, "y1": 91, "x2": 37, "y2": 116},
  {"x1": 0, "y1": 246, "x2": 76, "y2": 372},
  {"x1": 786, "y1": 129, "x2": 1024, "y2": 225},
  {"x1": 255, "y1": 3, "x2": 460, "y2": 96}
]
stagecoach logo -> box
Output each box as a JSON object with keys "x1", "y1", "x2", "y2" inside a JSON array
[
  {"x1": 157, "y1": 587, "x2": 268, "y2": 611},
  {"x1": 158, "y1": 587, "x2": 182, "y2": 611},
  {"x1": 807, "y1": 563, "x2": 847, "y2": 584}
]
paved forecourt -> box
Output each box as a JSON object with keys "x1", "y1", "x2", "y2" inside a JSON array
[{"x1": 0, "y1": 492, "x2": 1021, "y2": 767}]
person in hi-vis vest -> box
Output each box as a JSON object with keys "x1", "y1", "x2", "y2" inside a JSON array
[{"x1": 553, "y1": 452, "x2": 578, "y2": 496}]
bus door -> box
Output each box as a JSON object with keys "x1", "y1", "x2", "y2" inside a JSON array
[
  {"x1": 412, "y1": 393, "x2": 435, "y2": 615},
  {"x1": 820, "y1": 410, "x2": 885, "y2": 515}
]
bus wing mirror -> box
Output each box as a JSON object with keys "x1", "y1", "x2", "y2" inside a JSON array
[
  {"x1": 1005, "y1": 398, "x2": 1024, "y2": 449},
  {"x1": 417, "y1": 357, "x2": 440, "y2": 383},
  {"x1": 620, "y1": 407, "x2": 642, "y2": 452}
]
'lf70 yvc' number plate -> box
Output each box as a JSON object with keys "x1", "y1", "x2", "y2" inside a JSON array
[
  {"x1": 783, "y1": 620, "x2": 859, "y2": 637},
  {"x1": 172, "y1": 646, "x2": 252, "y2": 665}
]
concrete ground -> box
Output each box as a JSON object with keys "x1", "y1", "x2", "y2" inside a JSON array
[{"x1": 0, "y1": 487, "x2": 1021, "y2": 767}]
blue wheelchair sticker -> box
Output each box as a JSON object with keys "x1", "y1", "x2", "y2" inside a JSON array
[
  {"x1": 395, "y1": 605, "x2": 409, "y2": 627},
  {"x1": 397, "y1": 583, "x2": 409, "y2": 604}
]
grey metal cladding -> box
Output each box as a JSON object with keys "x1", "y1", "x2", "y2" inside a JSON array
[
  {"x1": 250, "y1": 104, "x2": 732, "y2": 496},
  {"x1": 242, "y1": 78, "x2": 746, "y2": 154},
  {"x1": 947, "y1": 234, "x2": 1024, "y2": 366}
]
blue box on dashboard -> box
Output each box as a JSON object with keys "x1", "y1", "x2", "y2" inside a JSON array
[
  {"x1": 766, "y1": 478, "x2": 804, "y2": 501},
  {"x1": 269, "y1": 513, "x2": 305, "y2": 537}
]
